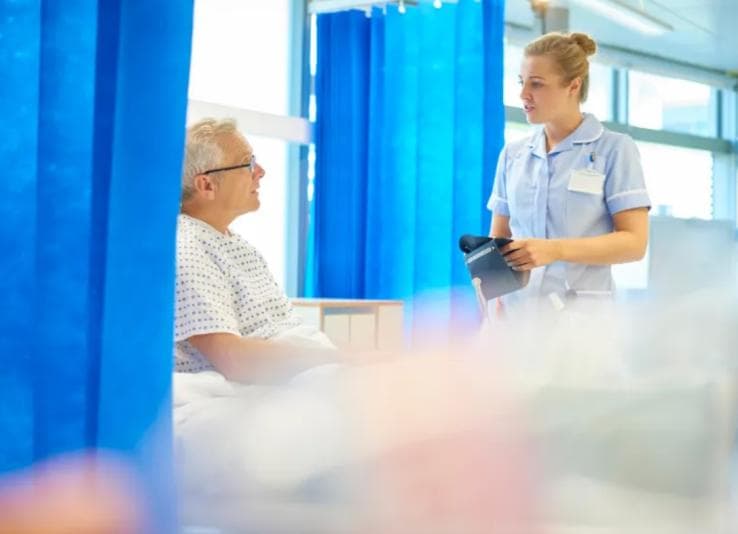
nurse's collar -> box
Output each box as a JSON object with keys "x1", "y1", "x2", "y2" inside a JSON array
[
  {"x1": 526, "y1": 114, "x2": 604, "y2": 158},
  {"x1": 571, "y1": 113, "x2": 604, "y2": 145}
]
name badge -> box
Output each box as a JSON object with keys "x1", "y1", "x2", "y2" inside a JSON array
[{"x1": 568, "y1": 168, "x2": 605, "y2": 195}]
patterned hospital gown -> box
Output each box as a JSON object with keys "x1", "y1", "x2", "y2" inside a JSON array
[{"x1": 174, "y1": 214, "x2": 301, "y2": 373}]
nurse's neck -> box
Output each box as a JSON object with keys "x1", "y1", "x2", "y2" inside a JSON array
[{"x1": 544, "y1": 112, "x2": 584, "y2": 153}]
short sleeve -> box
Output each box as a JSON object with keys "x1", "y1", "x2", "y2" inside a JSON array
[
  {"x1": 174, "y1": 240, "x2": 241, "y2": 342},
  {"x1": 487, "y1": 145, "x2": 510, "y2": 216},
  {"x1": 604, "y1": 136, "x2": 651, "y2": 214}
]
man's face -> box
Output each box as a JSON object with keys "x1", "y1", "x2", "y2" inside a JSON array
[{"x1": 212, "y1": 132, "x2": 266, "y2": 216}]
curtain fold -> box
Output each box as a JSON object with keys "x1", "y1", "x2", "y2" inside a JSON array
[
  {"x1": 312, "y1": 11, "x2": 370, "y2": 298},
  {"x1": 0, "y1": 1, "x2": 193, "y2": 530},
  {"x1": 311, "y1": 0, "x2": 505, "y2": 339}
]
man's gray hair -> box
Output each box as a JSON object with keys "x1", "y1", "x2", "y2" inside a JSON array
[{"x1": 181, "y1": 118, "x2": 238, "y2": 201}]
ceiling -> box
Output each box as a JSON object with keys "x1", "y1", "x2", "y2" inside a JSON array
[{"x1": 505, "y1": 0, "x2": 738, "y2": 74}]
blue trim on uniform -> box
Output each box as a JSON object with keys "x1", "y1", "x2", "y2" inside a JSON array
[{"x1": 607, "y1": 189, "x2": 651, "y2": 214}]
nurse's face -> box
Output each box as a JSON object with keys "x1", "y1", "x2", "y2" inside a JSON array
[{"x1": 518, "y1": 54, "x2": 581, "y2": 124}]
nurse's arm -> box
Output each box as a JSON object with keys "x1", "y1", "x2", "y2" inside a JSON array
[
  {"x1": 502, "y1": 207, "x2": 648, "y2": 270},
  {"x1": 557, "y1": 207, "x2": 649, "y2": 264},
  {"x1": 489, "y1": 214, "x2": 512, "y2": 239}
]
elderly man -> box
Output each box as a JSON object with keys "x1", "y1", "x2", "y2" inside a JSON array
[{"x1": 174, "y1": 118, "x2": 335, "y2": 383}]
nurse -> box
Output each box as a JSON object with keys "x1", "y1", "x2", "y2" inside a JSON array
[{"x1": 488, "y1": 31, "x2": 650, "y2": 308}]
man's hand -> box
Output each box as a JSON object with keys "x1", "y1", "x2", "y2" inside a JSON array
[
  {"x1": 189, "y1": 332, "x2": 340, "y2": 384},
  {"x1": 500, "y1": 239, "x2": 562, "y2": 271}
]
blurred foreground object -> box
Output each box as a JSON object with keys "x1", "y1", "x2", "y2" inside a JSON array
[
  {"x1": 177, "y1": 290, "x2": 738, "y2": 533},
  {"x1": 177, "y1": 356, "x2": 539, "y2": 533},
  {"x1": 0, "y1": 454, "x2": 144, "y2": 534},
  {"x1": 484, "y1": 287, "x2": 738, "y2": 533}
]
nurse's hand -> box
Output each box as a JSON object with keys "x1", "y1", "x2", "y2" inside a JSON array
[{"x1": 500, "y1": 238, "x2": 562, "y2": 271}]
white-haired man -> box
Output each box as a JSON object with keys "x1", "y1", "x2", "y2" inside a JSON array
[{"x1": 175, "y1": 118, "x2": 335, "y2": 383}]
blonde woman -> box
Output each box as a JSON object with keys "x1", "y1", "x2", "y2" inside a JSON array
[{"x1": 489, "y1": 32, "x2": 650, "y2": 310}]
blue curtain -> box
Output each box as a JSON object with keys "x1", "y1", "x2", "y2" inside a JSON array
[
  {"x1": 0, "y1": 1, "x2": 193, "y2": 530},
  {"x1": 311, "y1": 0, "x2": 505, "y2": 337}
]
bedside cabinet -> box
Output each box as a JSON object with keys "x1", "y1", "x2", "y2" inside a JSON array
[{"x1": 291, "y1": 298, "x2": 404, "y2": 351}]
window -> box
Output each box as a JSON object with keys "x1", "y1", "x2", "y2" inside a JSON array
[
  {"x1": 636, "y1": 141, "x2": 713, "y2": 219},
  {"x1": 582, "y1": 62, "x2": 613, "y2": 121},
  {"x1": 628, "y1": 71, "x2": 717, "y2": 137},
  {"x1": 503, "y1": 43, "x2": 524, "y2": 108},
  {"x1": 308, "y1": 16, "x2": 318, "y2": 204},
  {"x1": 189, "y1": 0, "x2": 291, "y2": 115},
  {"x1": 607, "y1": 140, "x2": 714, "y2": 292},
  {"x1": 188, "y1": 0, "x2": 294, "y2": 287},
  {"x1": 228, "y1": 137, "x2": 290, "y2": 287}
]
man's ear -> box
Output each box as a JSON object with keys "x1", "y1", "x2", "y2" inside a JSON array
[{"x1": 193, "y1": 173, "x2": 217, "y2": 200}]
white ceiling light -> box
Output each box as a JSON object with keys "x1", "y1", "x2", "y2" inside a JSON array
[
  {"x1": 308, "y1": 0, "x2": 460, "y2": 15},
  {"x1": 570, "y1": 0, "x2": 673, "y2": 35}
]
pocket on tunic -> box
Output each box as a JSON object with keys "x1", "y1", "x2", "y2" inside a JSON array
[{"x1": 568, "y1": 168, "x2": 605, "y2": 195}]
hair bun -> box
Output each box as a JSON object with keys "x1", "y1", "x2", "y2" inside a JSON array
[{"x1": 570, "y1": 32, "x2": 597, "y2": 56}]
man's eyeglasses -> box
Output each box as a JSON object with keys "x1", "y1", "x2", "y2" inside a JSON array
[{"x1": 203, "y1": 156, "x2": 257, "y2": 175}]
